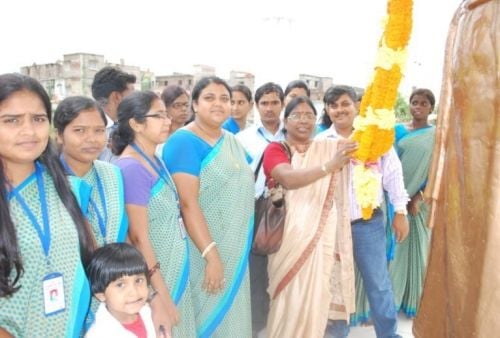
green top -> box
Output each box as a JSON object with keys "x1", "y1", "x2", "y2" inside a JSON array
[{"x1": 0, "y1": 165, "x2": 90, "y2": 338}]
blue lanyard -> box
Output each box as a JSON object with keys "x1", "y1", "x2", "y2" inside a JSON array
[
  {"x1": 10, "y1": 162, "x2": 51, "y2": 258},
  {"x1": 60, "y1": 156, "x2": 108, "y2": 242},
  {"x1": 130, "y1": 144, "x2": 180, "y2": 206}
]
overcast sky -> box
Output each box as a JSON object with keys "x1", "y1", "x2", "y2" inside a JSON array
[{"x1": 1, "y1": 0, "x2": 461, "y2": 98}]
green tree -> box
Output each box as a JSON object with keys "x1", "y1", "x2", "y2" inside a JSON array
[{"x1": 394, "y1": 92, "x2": 411, "y2": 122}]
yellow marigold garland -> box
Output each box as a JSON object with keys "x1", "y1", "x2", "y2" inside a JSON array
[{"x1": 352, "y1": 0, "x2": 413, "y2": 219}]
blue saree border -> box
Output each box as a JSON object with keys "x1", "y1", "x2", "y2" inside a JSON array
[
  {"x1": 172, "y1": 239, "x2": 190, "y2": 305},
  {"x1": 197, "y1": 215, "x2": 254, "y2": 338}
]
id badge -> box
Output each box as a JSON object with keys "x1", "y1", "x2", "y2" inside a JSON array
[
  {"x1": 42, "y1": 272, "x2": 66, "y2": 316},
  {"x1": 178, "y1": 216, "x2": 187, "y2": 239}
]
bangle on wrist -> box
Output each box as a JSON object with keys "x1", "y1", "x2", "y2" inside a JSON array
[
  {"x1": 201, "y1": 241, "x2": 217, "y2": 258},
  {"x1": 148, "y1": 262, "x2": 160, "y2": 278},
  {"x1": 321, "y1": 164, "x2": 329, "y2": 174}
]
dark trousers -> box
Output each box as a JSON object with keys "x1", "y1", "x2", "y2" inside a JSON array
[{"x1": 249, "y1": 252, "x2": 269, "y2": 337}]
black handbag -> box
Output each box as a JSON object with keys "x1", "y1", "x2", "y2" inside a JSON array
[{"x1": 252, "y1": 142, "x2": 291, "y2": 255}]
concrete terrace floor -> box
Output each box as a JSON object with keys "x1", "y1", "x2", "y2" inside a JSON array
[
  {"x1": 257, "y1": 314, "x2": 414, "y2": 337},
  {"x1": 349, "y1": 314, "x2": 414, "y2": 338}
]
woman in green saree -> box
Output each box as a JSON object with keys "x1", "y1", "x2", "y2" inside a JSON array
[
  {"x1": 162, "y1": 76, "x2": 254, "y2": 338},
  {"x1": 389, "y1": 88, "x2": 436, "y2": 317}
]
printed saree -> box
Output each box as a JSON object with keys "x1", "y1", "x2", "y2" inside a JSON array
[
  {"x1": 266, "y1": 138, "x2": 355, "y2": 338},
  {"x1": 190, "y1": 133, "x2": 255, "y2": 338}
]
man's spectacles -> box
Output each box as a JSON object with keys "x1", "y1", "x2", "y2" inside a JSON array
[
  {"x1": 287, "y1": 112, "x2": 316, "y2": 121},
  {"x1": 171, "y1": 102, "x2": 189, "y2": 109}
]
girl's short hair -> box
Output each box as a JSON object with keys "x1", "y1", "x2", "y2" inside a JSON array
[{"x1": 86, "y1": 243, "x2": 149, "y2": 294}]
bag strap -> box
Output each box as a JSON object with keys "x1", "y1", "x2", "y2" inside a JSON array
[
  {"x1": 254, "y1": 153, "x2": 265, "y2": 180},
  {"x1": 255, "y1": 141, "x2": 291, "y2": 181},
  {"x1": 280, "y1": 141, "x2": 292, "y2": 162}
]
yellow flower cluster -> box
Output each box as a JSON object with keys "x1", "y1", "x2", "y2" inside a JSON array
[
  {"x1": 353, "y1": 165, "x2": 382, "y2": 220},
  {"x1": 352, "y1": 0, "x2": 413, "y2": 219}
]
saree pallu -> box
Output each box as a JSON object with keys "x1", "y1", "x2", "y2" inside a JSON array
[
  {"x1": 83, "y1": 161, "x2": 129, "y2": 331},
  {"x1": 148, "y1": 177, "x2": 196, "y2": 337},
  {"x1": 85, "y1": 160, "x2": 128, "y2": 246},
  {"x1": 414, "y1": 1, "x2": 500, "y2": 337},
  {"x1": 389, "y1": 125, "x2": 435, "y2": 317},
  {"x1": 191, "y1": 133, "x2": 255, "y2": 338},
  {"x1": 266, "y1": 139, "x2": 355, "y2": 338}
]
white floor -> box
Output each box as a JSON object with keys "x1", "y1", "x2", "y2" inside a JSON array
[
  {"x1": 349, "y1": 314, "x2": 413, "y2": 338},
  {"x1": 257, "y1": 314, "x2": 413, "y2": 338}
]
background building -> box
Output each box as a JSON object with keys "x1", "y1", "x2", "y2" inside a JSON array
[
  {"x1": 154, "y1": 73, "x2": 194, "y2": 94},
  {"x1": 21, "y1": 53, "x2": 151, "y2": 102}
]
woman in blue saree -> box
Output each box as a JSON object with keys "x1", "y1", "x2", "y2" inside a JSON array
[
  {"x1": 389, "y1": 88, "x2": 436, "y2": 317},
  {"x1": 163, "y1": 76, "x2": 254, "y2": 338}
]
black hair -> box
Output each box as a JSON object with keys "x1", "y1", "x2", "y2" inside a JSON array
[
  {"x1": 254, "y1": 82, "x2": 284, "y2": 104},
  {"x1": 0, "y1": 73, "x2": 95, "y2": 297},
  {"x1": 86, "y1": 243, "x2": 148, "y2": 294},
  {"x1": 91, "y1": 66, "x2": 136, "y2": 102},
  {"x1": 320, "y1": 85, "x2": 358, "y2": 129},
  {"x1": 231, "y1": 84, "x2": 253, "y2": 102},
  {"x1": 409, "y1": 88, "x2": 435, "y2": 110},
  {"x1": 190, "y1": 76, "x2": 232, "y2": 113},
  {"x1": 53, "y1": 96, "x2": 106, "y2": 133},
  {"x1": 284, "y1": 80, "x2": 310, "y2": 98},
  {"x1": 284, "y1": 96, "x2": 317, "y2": 119},
  {"x1": 160, "y1": 85, "x2": 189, "y2": 107},
  {"x1": 111, "y1": 90, "x2": 159, "y2": 155}
]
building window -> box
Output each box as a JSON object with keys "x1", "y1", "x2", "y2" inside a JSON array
[{"x1": 88, "y1": 60, "x2": 98, "y2": 70}]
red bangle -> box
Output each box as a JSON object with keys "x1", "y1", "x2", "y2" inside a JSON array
[{"x1": 148, "y1": 262, "x2": 160, "y2": 278}]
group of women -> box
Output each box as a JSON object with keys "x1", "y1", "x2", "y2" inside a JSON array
[
  {"x1": 0, "y1": 74, "x2": 255, "y2": 338},
  {"x1": 0, "y1": 70, "x2": 435, "y2": 338}
]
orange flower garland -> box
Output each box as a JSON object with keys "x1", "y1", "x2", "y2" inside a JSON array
[{"x1": 352, "y1": 0, "x2": 413, "y2": 219}]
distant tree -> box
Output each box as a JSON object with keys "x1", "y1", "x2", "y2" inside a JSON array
[{"x1": 394, "y1": 92, "x2": 411, "y2": 122}]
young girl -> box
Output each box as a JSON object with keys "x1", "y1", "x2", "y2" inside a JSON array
[
  {"x1": 53, "y1": 96, "x2": 128, "y2": 329},
  {"x1": 0, "y1": 73, "x2": 95, "y2": 337},
  {"x1": 85, "y1": 243, "x2": 157, "y2": 337}
]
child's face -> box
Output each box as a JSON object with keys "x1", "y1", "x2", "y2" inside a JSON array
[{"x1": 96, "y1": 273, "x2": 149, "y2": 324}]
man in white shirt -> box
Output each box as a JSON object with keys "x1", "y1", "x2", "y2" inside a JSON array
[
  {"x1": 318, "y1": 86, "x2": 409, "y2": 338},
  {"x1": 91, "y1": 66, "x2": 136, "y2": 162},
  {"x1": 236, "y1": 82, "x2": 285, "y2": 337}
]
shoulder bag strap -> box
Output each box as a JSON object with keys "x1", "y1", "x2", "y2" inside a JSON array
[{"x1": 254, "y1": 153, "x2": 265, "y2": 181}]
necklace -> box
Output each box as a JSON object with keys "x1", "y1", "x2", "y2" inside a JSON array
[
  {"x1": 288, "y1": 139, "x2": 311, "y2": 154},
  {"x1": 194, "y1": 120, "x2": 222, "y2": 144}
]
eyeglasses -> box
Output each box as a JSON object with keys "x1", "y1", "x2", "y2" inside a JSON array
[
  {"x1": 171, "y1": 102, "x2": 189, "y2": 109},
  {"x1": 144, "y1": 112, "x2": 170, "y2": 120},
  {"x1": 287, "y1": 112, "x2": 316, "y2": 121}
]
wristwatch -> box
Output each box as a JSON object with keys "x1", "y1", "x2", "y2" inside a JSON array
[{"x1": 395, "y1": 209, "x2": 408, "y2": 216}]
